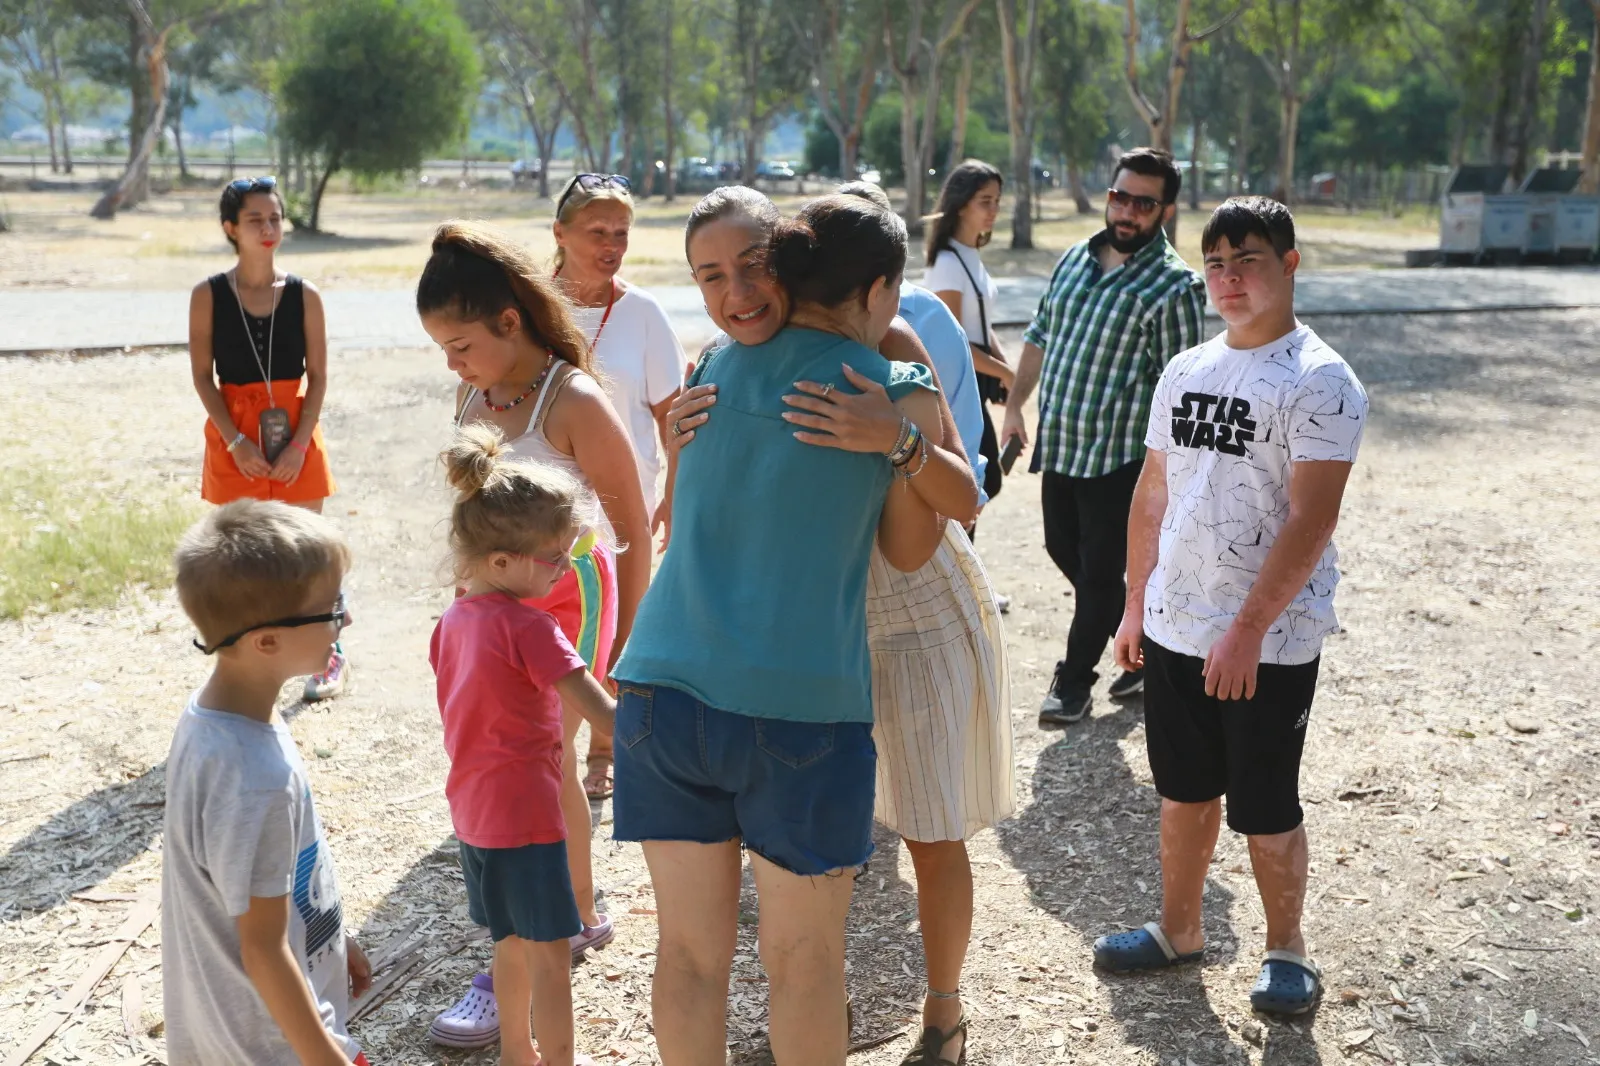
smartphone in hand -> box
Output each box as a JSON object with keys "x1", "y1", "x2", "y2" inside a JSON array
[{"x1": 1000, "y1": 435, "x2": 1024, "y2": 475}]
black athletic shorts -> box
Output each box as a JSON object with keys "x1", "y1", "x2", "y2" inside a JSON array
[{"x1": 1142, "y1": 636, "x2": 1319, "y2": 836}]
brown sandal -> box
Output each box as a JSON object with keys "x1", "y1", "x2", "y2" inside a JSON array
[
  {"x1": 900, "y1": 1014, "x2": 967, "y2": 1066},
  {"x1": 583, "y1": 755, "x2": 614, "y2": 800}
]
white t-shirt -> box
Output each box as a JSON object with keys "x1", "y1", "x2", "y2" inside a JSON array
[
  {"x1": 570, "y1": 284, "x2": 686, "y2": 511},
  {"x1": 1142, "y1": 323, "x2": 1368, "y2": 665},
  {"x1": 922, "y1": 240, "x2": 997, "y2": 346},
  {"x1": 162, "y1": 700, "x2": 357, "y2": 1065}
]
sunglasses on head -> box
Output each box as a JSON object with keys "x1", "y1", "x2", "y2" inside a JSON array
[
  {"x1": 1107, "y1": 188, "x2": 1166, "y2": 215},
  {"x1": 556, "y1": 173, "x2": 631, "y2": 216},
  {"x1": 226, "y1": 175, "x2": 278, "y2": 200},
  {"x1": 195, "y1": 591, "x2": 349, "y2": 655}
]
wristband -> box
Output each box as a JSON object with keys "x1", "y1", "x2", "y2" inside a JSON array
[
  {"x1": 225, "y1": 432, "x2": 247, "y2": 453},
  {"x1": 289, "y1": 439, "x2": 310, "y2": 456}
]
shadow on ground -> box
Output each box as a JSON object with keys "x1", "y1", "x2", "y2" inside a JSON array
[
  {"x1": 0, "y1": 698, "x2": 317, "y2": 914},
  {"x1": 995, "y1": 700, "x2": 1324, "y2": 1066}
]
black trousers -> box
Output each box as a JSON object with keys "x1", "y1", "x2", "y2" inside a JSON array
[{"x1": 1041, "y1": 460, "x2": 1143, "y2": 686}]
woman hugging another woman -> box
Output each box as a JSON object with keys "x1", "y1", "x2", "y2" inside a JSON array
[
  {"x1": 665, "y1": 186, "x2": 1013, "y2": 1066},
  {"x1": 415, "y1": 223, "x2": 652, "y2": 1051},
  {"x1": 613, "y1": 193, "x2": 979, "y2": 1066}
]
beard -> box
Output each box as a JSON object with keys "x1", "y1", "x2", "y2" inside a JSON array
[{"x1": 1105, "y1": 211, "x2": 1163, "y2": 254}]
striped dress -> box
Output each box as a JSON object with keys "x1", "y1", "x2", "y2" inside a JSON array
[{"x1": 868, "y1": 521, "x2": 1014, "y2": 841}]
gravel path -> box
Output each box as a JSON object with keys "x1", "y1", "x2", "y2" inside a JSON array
[
  {"x1": 4, "y1": 267, "x2": 1599, "y2": 353},
  {"x1": 1, "y1": 310, "x2": 1597, "y2": 1065}
]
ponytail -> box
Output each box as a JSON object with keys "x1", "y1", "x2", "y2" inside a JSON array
[{"x1": 417, "y1": 221, "x2": 596, "y2": 377}]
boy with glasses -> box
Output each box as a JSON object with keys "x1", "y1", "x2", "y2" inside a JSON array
[
  {"x1": 162, "y1": 501, "x2": 373, "y2": 1066},
  {"x1": 1001, "y1": 148, "x2": 1207, "y2": 726}
]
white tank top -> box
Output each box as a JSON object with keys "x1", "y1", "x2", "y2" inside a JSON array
[{"x1": 454, "y1": 363, "x2": 613, "y2": 538}]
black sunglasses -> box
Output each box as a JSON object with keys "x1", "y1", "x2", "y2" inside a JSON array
[
  {"x1": 556, "y1": 173, "x2": 631, "y2": 217},
  {"x1": 195, "y1": 592, "x2": 349, "y2": 655},
  {"x1": 226, "y1": 175, "x2": 278, "y2": 200},
  {"x1": 1107, "y1": 188, "x2": 1166, "y2": 215}
]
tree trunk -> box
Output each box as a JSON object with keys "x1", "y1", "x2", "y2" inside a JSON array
[
  {"x1": 946, "y1": 37, "x2": 974, "y2": 171},
  {"x1": 537, "y1": 127, "x2": 555, "y2": 200},
  {"x1": 843, "y1": 35, "x2": 879, "y2": 179},
  {"x1": 173, "y1": 111, "x2": 189, "y2": 180},
  {"x1": 92, "y1": 24, "x2": 170, "y2": 219},
  {"x1": 1067, "y1": 157, "x2": 1092, "y2": 213},
  {"x1": 663, "y1": 0, "x2": 677, "y2": 201},
  {"x1": 997, "y1": 0, "x2": 1039, "y2": 249},
  {"x1": 1234, "y1": 77, "x2": 1252, "y2": 194},
  {"x1": 1274, "y1": 92, "x2": 1300, "y2": 203},
  {"x1": 1580, "y1": 0, "x2": 1600, "y2": 194},
  {"x1": 899, "y1": 86, "x2": 924, "y2": 231},
  {"x1": 125, "y1": 15, "x2": 146, "y2": 165},
  {"x1": 60, "y1": 115, "x2": 73, "y2": 175},
  {"x1": 46, "y1": 117, "x2": 61, "y2": 174},
  {"x1": 308, "y1": 156, "x2": 339, "y2": 232},
  {"x1": 1189, "y1": 113, "x2": 1202, "y2": 210},
  {"x1": 1506, "y1": 0, "x2": 1554, "y2": 182}
]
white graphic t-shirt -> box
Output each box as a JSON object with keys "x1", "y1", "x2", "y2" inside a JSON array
[
  {"x1": 161, "y1": 700, "x2": 356, "y2": 1065},
  {"x1": 1142, "y1": 323, "x2": 1368, "y2": 665}
]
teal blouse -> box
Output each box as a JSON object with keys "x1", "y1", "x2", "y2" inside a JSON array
[{"x1": 614, "y1": 327, "x2": 935, "y2": 724}]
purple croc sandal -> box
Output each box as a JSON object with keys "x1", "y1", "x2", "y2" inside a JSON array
[{"x1": 429, "y1": 972, "x2": 499, "y2": 1049}]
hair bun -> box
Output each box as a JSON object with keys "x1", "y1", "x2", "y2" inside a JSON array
[
  {"x1": 770, "y1": 219, "x2": 819, "y2": 284},
  {"x1": 442, "y1": 423, "x2": 506, "y2": 497}
]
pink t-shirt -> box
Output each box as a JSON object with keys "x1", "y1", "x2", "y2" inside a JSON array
[{"x1": 429, "y1": 594, "x2": 587, "y2": 848}]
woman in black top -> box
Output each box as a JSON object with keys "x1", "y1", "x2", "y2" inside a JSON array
[{"x1": 188, "y1": 176, "x2": 345, "y2": 699}]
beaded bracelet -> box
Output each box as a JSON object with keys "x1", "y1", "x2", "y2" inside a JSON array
[
  {"x1": 884, "y1": 416, "x2": 914, "y2": 464},
  {"x1": 890, "y1": 423, "x2": 923, "y2": 468},
  {"x1": 225, "y1": 432, "x2": 247, "y2": 453}
]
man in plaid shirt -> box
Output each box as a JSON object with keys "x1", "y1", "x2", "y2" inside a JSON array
[{"x1": 1001, "y1": 148, "x2": 1207, "y2": 726}]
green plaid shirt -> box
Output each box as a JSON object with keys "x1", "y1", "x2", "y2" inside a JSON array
[{"x1": 1022, "y1": 231, "x2": 1206, "y2": 478}]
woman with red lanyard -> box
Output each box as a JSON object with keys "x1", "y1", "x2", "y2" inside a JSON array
[
  {"x1": 187, "y1": 175, "x2": 347, "y2": 701},
  {"x1": 551, "y1": 173, "x2": 686, "y2": 801},
  {"x1": 417, "y1": 221, "x2": 651, "y2": 1051}
]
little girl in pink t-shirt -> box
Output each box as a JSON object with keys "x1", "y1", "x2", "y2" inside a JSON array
[{"x1": 429, "y1": 424, "x2": 615, "y2": 1066}]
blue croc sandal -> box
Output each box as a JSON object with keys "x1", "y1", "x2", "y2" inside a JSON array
[
  {"x1": 1250, "y1": 950, "x2": 1322, "y2": 1015},
  {"x1": 1093, "y1": 922, "x2": 1205, "y2": 973}
]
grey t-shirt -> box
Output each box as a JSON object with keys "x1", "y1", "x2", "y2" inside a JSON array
[{"x1": 161, "y1": 699, "x2": 358, "y2": 1065}]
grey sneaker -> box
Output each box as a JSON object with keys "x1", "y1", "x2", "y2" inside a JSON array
[
  {"x1": 1108, "y1": 669, "x2": 1145, "y2": 699},
  {"x1": 1039, "y1": 662, "x2": 1092, "y2": 726}
]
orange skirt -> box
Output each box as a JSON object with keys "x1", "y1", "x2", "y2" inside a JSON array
[{"x1": 202, "y1": 380, "x2": 336, "y2": 504}]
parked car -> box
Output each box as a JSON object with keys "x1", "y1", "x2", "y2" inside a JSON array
[
  {"x1": 756, "y1": 160, "x2": 797, "y2": 180},
  {"x1": 678, "y1": 156, "x2": 719, "y2": 190},
  {"x1": 1031, "y1": 161, "x2": 1053, "y2": 189},
  {"x1": 855, "y1": 165, "x2": 883, "y2": 186},
  {"x1": 715, "y1": 161, "x2": 742, "y2": 182},
  {"x1": 510, "y1": 159, "x2": 542, "y2": 186}
]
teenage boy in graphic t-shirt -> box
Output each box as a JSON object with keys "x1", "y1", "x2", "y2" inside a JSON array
[{"x1": 1090, "y1": 197, "x2": 1368, "y2": 1016}]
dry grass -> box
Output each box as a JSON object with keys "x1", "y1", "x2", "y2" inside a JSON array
[
  {"x1": 0, "y1": 186, "x2": 1440, "y2": 293},
  {"x1": 0, "y1": 465, "x2": 197, "y2": 620}
]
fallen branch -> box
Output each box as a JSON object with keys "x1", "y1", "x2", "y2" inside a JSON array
[
  {"x1": 350, "y1": 928, "x2": 488, "y2": 1023},
  {"x1": 3, "y1": 894, "x2": 160, "y2": 1066},
  {"x1": 1488, "y1": 941, "x2": 1573, "y2": 952}
]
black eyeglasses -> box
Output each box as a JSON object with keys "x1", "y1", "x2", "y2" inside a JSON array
[
  {"x1": 1107, "y1": 188, "x2": 1166, "y2": 215},
  {"x1": 195, "y1": 592, "x2": 349, "y2": 655},
  {"x1": 556, "y1": 173, "x2": 631, "y2": 217},
  {"x1": 226, "y1": 175, "x2": 278, "y2": 200}
]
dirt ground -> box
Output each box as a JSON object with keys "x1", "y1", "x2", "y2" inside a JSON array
[
  {"x1": 2, "y1": 310, "x2": 1598, "y2": 1066},
  {"x1": 0, "y1": 186, "x2": 1437, "y2": 293}
]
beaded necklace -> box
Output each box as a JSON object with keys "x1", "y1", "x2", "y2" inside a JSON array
[{"x1": 482, "y1": 349, "x2": 556, "y2": 412}]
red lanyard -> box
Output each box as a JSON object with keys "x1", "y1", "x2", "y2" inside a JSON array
[
  {"x1": 589, "y1": 277, "x2": 617, "y2": 351},
  {"x1": 557, "y1": 269, "x2": 617, "y2": 353}
]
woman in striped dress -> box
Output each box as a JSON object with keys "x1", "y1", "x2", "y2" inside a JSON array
[{"x1": 666, "y1": 187, "x2": 1013, "y2": 1065}]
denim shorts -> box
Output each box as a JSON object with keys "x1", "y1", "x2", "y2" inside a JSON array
[
  {"x1": 611, "y1": 683, "x2": 877, "y2": 875},
  {"x1": 458, "y1": 840, "x2": 583, "y2": 944}
]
